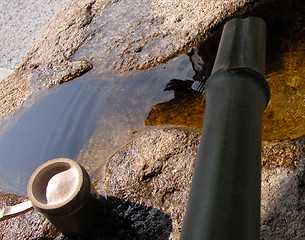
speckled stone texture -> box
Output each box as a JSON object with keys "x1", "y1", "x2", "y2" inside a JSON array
[
  {"x1": 0, "y1": 0, "x2": 264, "y2": 118},
  {"x1": 0, "y1": 0, "x2": 69, "y2": 70},
  {"x1": 0, "y1": 192, "x2": 58, "y2": 239},
  {"x1": 1, "y1": 128, "x2": 305, "y2": 239},
  {"x1": 1, "y1": 0, "x2": 305, "y2": 239}
]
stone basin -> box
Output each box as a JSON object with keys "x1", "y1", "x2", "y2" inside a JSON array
[{"x1": 0, "y1": 0, "x2": 305, "y2": 239}]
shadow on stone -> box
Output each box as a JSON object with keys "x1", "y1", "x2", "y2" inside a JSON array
[
  {"x1": 32, "y1": 238, "x2": 54, "y2": 240},
  {"x1": 55, "y1": 195, "x2": 173, "y2": 240},
  {"x1": 260, "y1": 161, "x2": 305, "y2": 239}
]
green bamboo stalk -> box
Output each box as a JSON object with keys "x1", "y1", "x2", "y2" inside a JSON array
[{"x1": 181, "y1": 17, "x2": 270, "y2": 240}]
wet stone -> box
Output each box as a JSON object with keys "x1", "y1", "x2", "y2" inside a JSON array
[
  {"x1": 1, "y1": 0, "x2": 305, "y2": 239},
  {"x1": 0, "y1": 192, "x2": 58, "y2": 239},
  {"x1": 55, "y1": 196, "x2": 173, "y2": 240},
  {"x1": 145, "y1": 90, "x2": 205, "y2": 129},
  {"x1": 1, "y1": 128, "x2": 305, "y2": 239},
  {"x1": 98, "y1": 128, "x2": 201, "y2": 240},
  {"x1": 97, "y1": 128, "x2": 305, "y2": 240},
  {"x1": 262, "y1": 40, "x2": 305, "y2": 140},
  {"x1": 262, "y1": 137, "x2": 305, "y2": 169},
  {"x1": 30, "y1": 59, "x2": 93, "y2": 88}
]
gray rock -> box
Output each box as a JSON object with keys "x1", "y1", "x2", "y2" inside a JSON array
[
  {"x1": 0, "y1": 192, "x2": 58, "y2": 239},
  {"x1": 1, "y1": 128, "x2": 305, "y2": 239},
  {"x1": 0, "y1": 0, "x2": 305, "y2": 239},
  {"x1": 99, "y1": 128, "x2": 305, "y2": 240},
  {"x1": 99, "y1": 128, "x2": 201, "y2": 239},
  {"x1": 0, "y1": 0, "x2": 265, "y2": 118},
  {"x1": 0, "y1": 0, "x2": 69, "y2": 70},
  {"x1": 0, "y1": 68, "x2": 13, "y2": 82}
]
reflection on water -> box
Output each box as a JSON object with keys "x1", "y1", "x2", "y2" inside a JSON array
[
  {"x1": 0, "y1": 79, "x2": 103, "y2": 194},
  {"x1": 74, "y1": 53, "x2": 206, "y2": 178},
  {"x1": 1, "y1": 2, "x2": 305, "y2": 195},
  {"x1": 0, "y1": 53, "x2": 202, "y2": 195},
  {"x1": 145, "y1": 79, "x2": 205, "y2": 129},
  {"x1": 2, "y1": 36, "x2": 305, "y2": 195}
]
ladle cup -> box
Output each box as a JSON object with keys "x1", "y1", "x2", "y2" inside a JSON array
[{"x1": 27, "y1": 158, "x2": 101, "y2": 236}]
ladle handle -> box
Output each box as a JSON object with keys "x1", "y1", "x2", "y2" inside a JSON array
[{"x1": 0, "y1": 200, "x2": 33, "y2": 222}]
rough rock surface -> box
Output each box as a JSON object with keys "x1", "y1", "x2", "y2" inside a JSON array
[
  {"x1": 260, "y1": 137, "x2": 305, "y2": 239},
  {"x1": 1, "y1": 128, "x2": 305, "y2": 239},
  {"x1": 0, "y1": 0, "x2": 272, "y2": 118},
  {"x1": 0, "y1": 0, "x2": 305, "y2": 239},
  {"x1": 261, "y1": 165, "x2": 305, "y2": 239},
  {"x1": 0, "y1": 192, "x2": 58, "y2": 239},
  {"x1": 100, "y1": 128, "x2": 305, "y2": 240},
  {"x1": 0, "y1": 0, "x2": 69, "y2": 70},
  {"x1": 99, "y1": 128, "x2": 201, "y2": 239}
]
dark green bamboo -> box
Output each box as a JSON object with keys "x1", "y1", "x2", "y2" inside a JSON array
[{"x1": 181, "y1": 17, "x2": 270, "y2": 240}]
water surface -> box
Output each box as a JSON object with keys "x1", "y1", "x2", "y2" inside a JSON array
[{"x1": 0, "y1": 53, "x2": 204, "y2": 195}]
